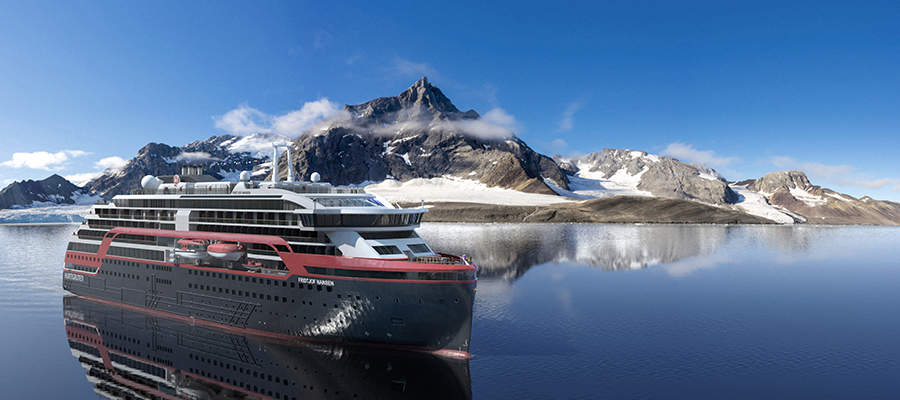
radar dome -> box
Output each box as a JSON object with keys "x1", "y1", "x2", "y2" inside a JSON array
[
  {"x1": 310, "y1": 172, "x2": 321, "y2": 182},
  {"x1": 239, "y1": 171, "x2": 251, "y2": 182},
  {"x1": 141, "y1": 175, "x2": 162, "y2": 190}
]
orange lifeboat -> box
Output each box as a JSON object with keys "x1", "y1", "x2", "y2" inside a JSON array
[{"x1": 207, "y1": 242, "x2": 246, "y2": 261}]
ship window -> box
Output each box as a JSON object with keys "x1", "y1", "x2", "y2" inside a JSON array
[
  {"x1": 290, "y1": 282, "x2": 295, "y2": 288},
  {"x1": 372, "y1": 245, "x2": 402, "y2": 255},
  {"x1": 407, "y1": 244, "x2": 431, "y2": 253},
  {"x1": 359, "y1": 231, "x2": 419, "y2": 240}
]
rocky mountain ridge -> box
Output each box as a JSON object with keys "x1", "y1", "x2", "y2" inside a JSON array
[{"x1": 0, "y1": 174, "x2": 98, "y2": 209}]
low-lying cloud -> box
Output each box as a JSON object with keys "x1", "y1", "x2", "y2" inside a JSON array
[
  {"x1": 177, "y1": 152, "x2": 218, "y2": 163},
  {"x1": 448, "y1": 108, "x2": 519, "y2": 140},
  {"x1": 214, "y1": 98, "x2": 341, "y2": 137},
  {"x1": 95, "y1": 156, "x2": 128, "y2": 173},
  {"x1": 662, "y1": 142, "x2": 739, "y2": 169}
]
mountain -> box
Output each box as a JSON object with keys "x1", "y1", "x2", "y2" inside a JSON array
[
  {"x1": 86, "y1": 133, "x2": 288, "y2": 198},
  {"x1": 276, "y1": 77, "x2": 568, "y2": 195},
  {"x1": 553, "y1": 149, "x2": 737, "y2": 205},
  {"x1": 31, "y1": 77, "x2": 898, "y2": 226},
  {"x1": 0, "y1": 174, "x2": 99, "y2": 209},
  {"x1": 743, "y1": 170, "x2": 900, "y2": 225}
]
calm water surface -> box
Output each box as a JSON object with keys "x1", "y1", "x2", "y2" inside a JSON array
[{"x1": 2, "y1": 223, "x2": 899, "y2": 399}]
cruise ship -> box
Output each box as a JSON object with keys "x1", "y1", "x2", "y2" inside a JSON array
[{"x1": 62, "y1": 155, "x2": 476, "y2": 358}]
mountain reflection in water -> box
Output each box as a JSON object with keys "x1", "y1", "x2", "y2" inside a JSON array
[
  {"x1": 63, "y1": 295, "x2": 471, "y2": 400},
  {"x1": 419, "y1": 224, "x2": 819, "y2": 279}
]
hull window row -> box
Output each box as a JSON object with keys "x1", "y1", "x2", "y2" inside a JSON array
[
  {"x1": 107, "y1": 246, "x2": 165, "y2": 262},
  {"x1": 76, "y1": 229, "x2": 107, "y2": 241},
  {"x1": 312, "y1": 197, "x2": 383, "y2": 207},
  {"x1": 196, "y1": 224, "x2": 331, "y2": 244},
  {"x1": 66, "y1": 264, "x2": 98, "y2": 273},
  {"x1": 300, "y1": 212, "x2": 424, "y2": 227},
  {"x1": 88, "y1": 219, "x2": 159, "y2": 230},
  {"x1": 193, "y1": 211, "x2": 298, "y2": 227},
  {"x1": 96, "y1": 208, "x2": 174, "y2": 221},
  {"x1": 305, "y1": 266, "x2": 476, "y2": 281},
  {"x1": 114, "y1": 198, "x2": 302, "y2": 211},
  {"x1": 67, "y1": 242, "x2": 101, "y2": 254},
  {"x1": 358, "y1": 231, "x2": 419, "y2": 240}
]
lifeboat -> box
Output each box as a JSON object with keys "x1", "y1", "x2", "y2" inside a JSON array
[
  {"x1": 207, "y1": 242, "x2": 246, "y2": 261},
  {"x1": 242, "y1": 259, "x2": 263, "y2": 272},
  {"x1": 174, "y1": 239, "x2": 209, "y2": 259}
]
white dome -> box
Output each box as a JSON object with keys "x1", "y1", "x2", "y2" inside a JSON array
[
  {"x1": 141, "y1": 175, "x2": 161, "y2": 190},
  {"x1": 310, "y1": 172, "x2": 321, "y2": 182},
  {"x1": 239, "y1": 170, "x2": 251, "y2": 182}
]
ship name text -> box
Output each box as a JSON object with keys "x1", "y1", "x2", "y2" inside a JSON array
[{"x1": 298, "y1": 277, "x2": 335, "y2": 287}]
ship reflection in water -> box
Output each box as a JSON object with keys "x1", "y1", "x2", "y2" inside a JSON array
[{"x1": 63, "y1": 295, "x2": 471, "y2": 400}]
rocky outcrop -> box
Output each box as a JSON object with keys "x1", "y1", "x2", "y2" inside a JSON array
[
  {"x1": 637, "y1": 158, "x2": 737, "y2": 204},
  {"x1": 0, "y1": 174, "x2": 95, "y2": 209},
  {"x1": 746, "y1": 170, "x2": 900, "y2": 225},
  {"x1": 559, "y1": 149, "x2": 738, "y2": 205},
  {"x1": 280, "y1": 77, "x2": 568, "y2": 194}
]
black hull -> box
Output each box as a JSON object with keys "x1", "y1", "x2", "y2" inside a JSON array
[
  {"x1": 63, "y1": 257, "x2": 475, "y2": 356},
  {"x1": 64, "y1": 295, "x2": 472, "y2": 400}
]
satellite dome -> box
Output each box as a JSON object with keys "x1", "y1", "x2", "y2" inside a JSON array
[
  {"x1": 310, "y1": 172, "x2": 321, "y2": 182},
  {"x1": 141, "y1": 175, "x2": 161, "y2": 190},
  {"x1": 239, "y1": 171, "x2": 251, "y2": 182}
]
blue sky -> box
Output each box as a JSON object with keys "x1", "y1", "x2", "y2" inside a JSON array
[{"x1": 2, "y1": 1, "x2": 899, "y2": 201}]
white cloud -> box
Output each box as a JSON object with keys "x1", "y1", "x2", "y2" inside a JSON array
[
  {"x1": 0, "y1": 150, "x2": 90, "y2": 170},
  {"x1": 771, "y1": 156, "x2": 900, "y2": 190},
  {"x1": 64, "y1": 172, "x2": 99, "y2": 186},
  {"x1": 95, "y1": 156, "x2": 128, "y2": 173},
  {"x1": 662, "y1": 142, "x2": 738, "y2": 168},
  {"x1": 449, "y1": 108, "x2": 519, "y2": 140},
  {"x1": 213, "y1": 99, "x2": 341, "y2": 137},
  {"x1": 556, "y1": 101, "x2": 582, "y2": 133},
  {"x1": 177, "y1": 152, "x2": 218, "y2": 163}
]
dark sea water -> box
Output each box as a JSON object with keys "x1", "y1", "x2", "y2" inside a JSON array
[{"x1": 2, "y1": 223, "x2": 900, "y2": 399}]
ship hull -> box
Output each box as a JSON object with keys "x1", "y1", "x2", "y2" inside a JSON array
[{"x1": 63, "y1": 254, "x2": 475, "y2": 356}]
